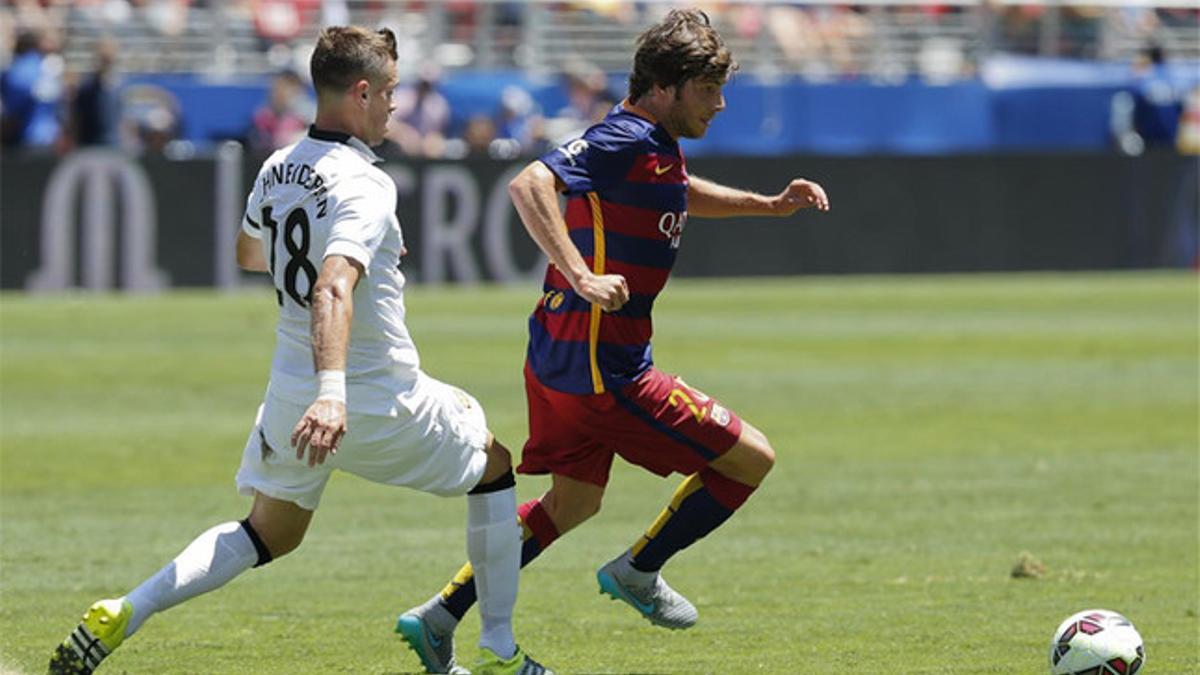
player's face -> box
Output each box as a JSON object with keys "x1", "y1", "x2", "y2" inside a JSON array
[
  {"x1": 667, "y1": 77, "x2": 726, "y2": 139},
  {"x1": 363, "y1": 63, "x2": 399, "y2": 146}
]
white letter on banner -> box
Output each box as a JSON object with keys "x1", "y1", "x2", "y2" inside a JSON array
[
  {"x1": 29, "y1": 150, "x2": 167, "y2": 292},
  {"x1": 483, "y1": 163, "x2": 546, "y2": 283},
  {"x1": 422, "y1": 165, "x2": 480, "y2": 283}
]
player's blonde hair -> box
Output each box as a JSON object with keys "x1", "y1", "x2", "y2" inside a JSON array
[
  {"x1": 629, "y1": 9, "x2": 737, "y2": 102},
  {"x1": 310, "y1": 26, "x2": 398, "y2": 96}
]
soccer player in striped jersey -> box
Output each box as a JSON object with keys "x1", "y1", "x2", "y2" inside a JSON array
[
  {"x1": 49, "y1": 26, "x2": 549, "y2": 675},
  {"x1": 397, "y1": 8, "x2": 829, "y2": 671}
]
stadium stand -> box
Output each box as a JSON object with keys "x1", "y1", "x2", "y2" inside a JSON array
[
  {"x1": 1, "y1": 1, "x2": 1197, "y2": 155},
  {"x1": 0, "y1": 1, "x2": 1193, "y2": 78}
]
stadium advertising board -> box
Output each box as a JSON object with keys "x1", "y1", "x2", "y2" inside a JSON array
[{"x1": 1, "y1": 150, "x2": 1195, "y2": 291}]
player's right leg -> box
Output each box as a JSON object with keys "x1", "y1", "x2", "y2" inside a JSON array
[
  {"x1": 349, "y1": 374, "x2": 553, "y2": 673},
  {"x1": 398, "y1": 364, "x2": 610, "y2": 672},
  {"x1": 460, "y1": 436, "x2": 553, "y2": 675},
  {"x1": 49, "y1": 492, "x2": 311, "y2": 674},
  {"x1": 399, "y1": 473, "x2": 604, "y2": 670}
]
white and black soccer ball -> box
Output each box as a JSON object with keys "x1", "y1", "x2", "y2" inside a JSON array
[{"x1": 1049, "y1": 609, "x2": 1145, "y2": 675}]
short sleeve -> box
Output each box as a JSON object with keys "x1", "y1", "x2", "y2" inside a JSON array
[
  {"x1": 539, "y1": 124, "x2": 641, "y2": 195},
  {"x1": 324, "y1": 173, "x2": 395, "y2": 272},
  {"x1": 241, "y1": 174, "x2": 264, "y2": 239}
]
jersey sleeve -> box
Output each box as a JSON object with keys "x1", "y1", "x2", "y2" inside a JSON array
[
  {"x1": 539, "y1": 123, "x2": 641, "y2": 194},
  {"x1": 324, "y1": 172, "x2": 395, "y2": 272},
  {"x1": 241, "y1": 172, "x2": 264, "y2": 239}
]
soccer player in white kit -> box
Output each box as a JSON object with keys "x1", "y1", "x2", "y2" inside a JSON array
[{"x1": 49, "y1": 26, "x2": 550, "y2": 675}]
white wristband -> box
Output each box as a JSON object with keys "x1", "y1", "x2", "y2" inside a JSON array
[{"x1": 316, "y1": 370, "x2": 346, "y2": 403}]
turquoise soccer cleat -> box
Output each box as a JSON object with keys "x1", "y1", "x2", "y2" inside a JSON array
[
  {"x1": 396, "y1": 596, "x2": 461, "y2": 674},
  {"x1": 597, "y1": 554, "x2": 698, "y2": 630}
]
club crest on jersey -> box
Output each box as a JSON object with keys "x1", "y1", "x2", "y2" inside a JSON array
[{"x1": 543, "y1": 290, "x2": 566, "y2": 311}]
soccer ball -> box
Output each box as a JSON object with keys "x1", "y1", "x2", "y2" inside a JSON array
[{"x1": 1049, "y1": 609, "x2": 1145, "y2": 675}]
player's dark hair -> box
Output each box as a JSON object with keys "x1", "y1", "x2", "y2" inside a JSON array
[
  {"x1": 628, "y1": 9, "x2": 737, "y2": 102},
  {"x1": 310, "y1": 26, "x2": 398, "y2": 96}
]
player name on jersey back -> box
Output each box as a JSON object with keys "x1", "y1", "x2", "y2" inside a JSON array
[
  {"x1": 259, "y1": 161, "x2": 330, "y2": 215},
  {"x1": 243, "y1": 128, "x2": 422, "y2": 416}
]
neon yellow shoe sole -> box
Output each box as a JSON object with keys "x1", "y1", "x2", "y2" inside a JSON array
[
  {"x1": 473, "y1": 645, "x2": 553, "y2": 675},
  {"x1": 48, "y1": 599, "x2": 131, "y2": 674}
]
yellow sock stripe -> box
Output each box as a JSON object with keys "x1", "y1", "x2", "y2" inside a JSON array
[
  {"x1": 438, "y1": 515, "x2": 534, "y2": 601},
  {"x1": 438, "y1": 561, "x2": 476, "y2": 601},
  {"x1": 586, "y1": 192, "x2": 606, "y2": 395},
  {"x1": 630, "y1": 473, "x2": 705, "y2": 557}
]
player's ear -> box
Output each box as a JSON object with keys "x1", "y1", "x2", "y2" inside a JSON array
[{"x1": 353, "y1": 79, "x2": 370, "y2": 106}]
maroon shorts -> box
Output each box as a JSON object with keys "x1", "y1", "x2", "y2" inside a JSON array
[{"x1": 518, "y1": 363, "x2": 744, "y2": 487}]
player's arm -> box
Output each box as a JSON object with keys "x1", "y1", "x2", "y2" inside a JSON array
[
  {"x1": 236, "y1": 230, "x2": 269, "y2": 272},
  {"x1": 687, "y1": 174, "x2": 830, "y2": 218},
  {"x1": 239, "y1": 176, "x2": 270, "y2": 272},
  {"x1": 508, "y1": 161, "x2": 629, "y2": 311},
  {"x1": 290, "y1": 255, "x2": 362, "y2": 467}
]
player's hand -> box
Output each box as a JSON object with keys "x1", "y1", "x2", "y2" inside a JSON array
[
  {"x1": 575, "y1": 272, "x2": 630, "y2": 312},
  {"x1": 771, "y1": 179, "x2": 829, "y2": 215},
  {"x1": 290, "y1": 399, "x2": 347, "y2": 467}
]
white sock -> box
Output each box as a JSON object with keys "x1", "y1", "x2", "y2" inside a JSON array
[
  {"x1": 466, "y1": 486, "x2": 520, "y2": 659},
  {"x1": 121, "y1": 521, "x2": 259, "y2": 637}
]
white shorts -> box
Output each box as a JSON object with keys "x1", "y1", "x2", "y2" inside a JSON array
[{"x1": 235, "y1": 372, "x2": 490, "y2": 511}]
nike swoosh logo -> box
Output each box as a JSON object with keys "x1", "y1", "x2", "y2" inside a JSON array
[
  {"x1": 627, "y1": 591, "x2": 655, "y2": 615},
  {"x1": 654, "y1": 163, "x2": 674, "y2": 176},
  {"x1": 426, "y1": 628, "x2": 443, "y2": 648}
]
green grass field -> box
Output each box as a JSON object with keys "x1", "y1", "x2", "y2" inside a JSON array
[{"x1": 1, "y1": 273, "x2": 1196, "y2": 674}]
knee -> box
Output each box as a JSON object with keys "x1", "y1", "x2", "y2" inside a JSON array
[
  {"x1": 738, "y1": 437, "x2": 776, "y2": 484},
  {"x1": 270, "y1": 534, "x2": 303, "y2": 558},
  {"x1": 479, "y1": 435, "x2": 514, "y2": 484},
  {"x1": 756, "y1": 439, "x2": 776, "y2": 478},
  {"x1": 245, "y1": 513, "x2": 304, "y2": 560},
  {"x1": 567, "y1": 494, "x2": 603, "y2": 530},
  {"x1": 578, "y1": 492, "x2": 604, "y2": 521},
  {"x1": 714, "y1": 429, "x2": 776, "y2": 486},
  {"x1": 542, "y1": 490, "x2": 602, "y2": 533}
]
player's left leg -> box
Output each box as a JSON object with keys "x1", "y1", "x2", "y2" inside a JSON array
[
  {"x1": 49, "y1": 492, "x2": 308, "y2": 674},
  {"x1": 597, "y1": 372, "x2": 772, "y2": 629},
  {"x1": 51, "y1": 396, "x2": 330, "y2": 674},
  {"x1": 627, "y1": 421, "x2": 773, "y2": 573},
  {"x1": 621, "y1": 421, "x2": 773, "y2": 572}
]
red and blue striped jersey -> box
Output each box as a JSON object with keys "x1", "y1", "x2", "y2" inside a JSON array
[{"x1": 529, "y1": 102, "x2": 688, "y2": 395}]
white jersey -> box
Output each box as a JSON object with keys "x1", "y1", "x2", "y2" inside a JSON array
[{"x1": 242, "y1": 128, "x2": 420, "y2": 416}]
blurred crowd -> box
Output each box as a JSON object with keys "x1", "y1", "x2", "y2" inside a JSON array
[
  {"x1": 1, "y1": 0, "x2": 1198, "y2": 156},
  {"x1": 381, "y1": 57, "x2": 618, "y2": 160},
  {"x1": 0, "y1": 22, "x2": 624, "y2": 159},
  {"x1": 4, "y1": 1, "x2": 1197, "y2": 75}
]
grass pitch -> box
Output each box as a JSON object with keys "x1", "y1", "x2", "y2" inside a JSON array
[{"x1": 1, "y1": 273, "x2": 1196, "y2": 674}]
